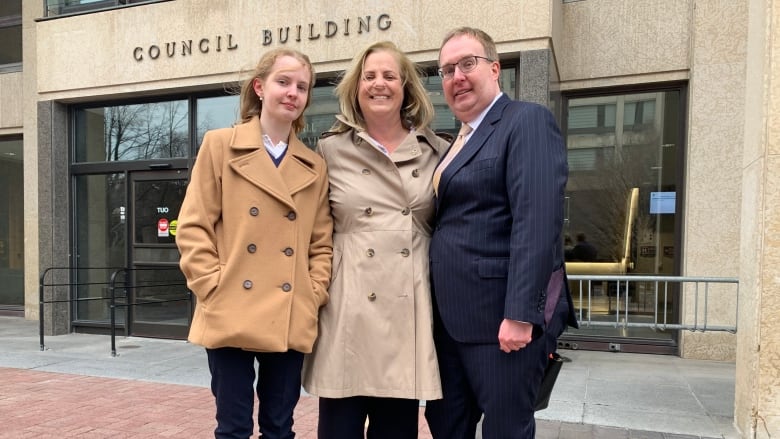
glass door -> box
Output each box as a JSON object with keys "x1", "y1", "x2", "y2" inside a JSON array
[
  {"x1": 0, "y1": 137, "x2": 24, "y2": 315},
  {"x1": 561, "y1": 88, "x2": 685, "y2": 354},
  {"x1": 129, "y1": 170, "x2": 190, "y2": 338}
]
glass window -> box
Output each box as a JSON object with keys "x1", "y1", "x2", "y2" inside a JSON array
[
  {"x1": 0, "y1": 137, "x2": 23, "y2": 308},
  {"x1": 74, "y1": 101, "x2": 189, "y2": 162},
  {"x1": 0, "y1": 0, "x2": 22, "y2": 68},
  {"x1": 74, "y1": 173, "x2": 127, "y2": 321},
  {"x1": 196, "y1": 95, "x2": 240, "y2": 147},
  {"x1": 565, "y1": 91, "x2": 680, "y2": 272},
  {"x1": 46, "y1": 0, "x2": 163, "y2": 17}
]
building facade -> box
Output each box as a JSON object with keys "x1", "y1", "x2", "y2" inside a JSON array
[{"x1": 0, "y1": 0, "x2": 778, "y2": 436}]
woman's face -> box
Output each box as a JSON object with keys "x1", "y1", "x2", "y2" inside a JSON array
[
  {"x1": 253, "y1": 55, "x2": 311, "y2": 127},
  {"x1": 358, "y1": 50, "x2": 404, "y2": 123}
]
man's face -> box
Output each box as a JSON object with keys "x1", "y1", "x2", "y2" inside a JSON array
[{"x1": 439, "y1": 34, "x2": 501, "y2": 123}]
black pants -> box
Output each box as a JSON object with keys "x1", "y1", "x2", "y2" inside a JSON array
[
  {"x1": 206, "y1": 347, "x2": 303, "y2": 439},
  {"x1": 424, "y1": 324, "x2": 547, "y2": 439},
  {"x1": 318, "y1": 395, "x2": 419, "y2": 439}
]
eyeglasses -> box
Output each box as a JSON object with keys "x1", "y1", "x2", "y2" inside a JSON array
[{"x1": 438, "y1": 56, "x2": 494, "y2": 79}]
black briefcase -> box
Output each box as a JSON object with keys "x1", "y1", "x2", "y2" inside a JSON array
[{"x1": 534, "y1": 352, "x2": 564, "y2": 411}]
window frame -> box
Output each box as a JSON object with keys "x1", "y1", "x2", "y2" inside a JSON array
[
  {"x1": 42, "y1": 0, "x2": 171, "y2": 19},
  {"x1": 0, "y1": 3, "x2": 22, "y2": 72}
]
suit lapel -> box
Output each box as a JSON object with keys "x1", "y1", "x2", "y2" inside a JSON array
[{"x1": 437, "y1": 95, "x2": 510, "y2": 198}]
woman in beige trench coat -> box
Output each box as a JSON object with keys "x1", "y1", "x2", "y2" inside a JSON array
[
  {"x1": 302, "y1": 41, "x2": 447, "y2": 439},
  {"x1": 177, "y1": 49, "x2": 332, "y2": 439}
]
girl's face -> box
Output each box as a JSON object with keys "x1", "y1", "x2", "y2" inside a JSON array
[
  {"x1": 253, "y1": 55, "x2": 311, "y2": 127},
  {"x1": 358, "y1": 50, "x2": 404, "y2": 122}
]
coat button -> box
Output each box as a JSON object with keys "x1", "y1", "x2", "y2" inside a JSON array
[
  {"x1": 284, "y1": 247, "x2": 294, "y2": 256},
  {"x1": 367, "y1": 292, "x2": 377, "y2": 301},
  {"x1": 362, "y1": 168, "x2": 371, "y2": 175},
  {"x1": 401, "y1": 207, "x2": 410, "y2": 215},
  {"x1": 287, "y1": 211, "x2": 297, "y2": 221},
  {"x1": 282, "y1": 283, "x2": 292, "y2": 292},
  {"x1": 400, "y1": 248, "x2": 410, "y2": 257},
  {"x1": 249, "y1": 207, "x2": 259, "y2": 216},
  {"x1": 366, "y1": 248, "x2": 375, "y2": 257},
  {"x1": 412, "y1": 169, "x2": 420, "y2": 178},
  {"x1": 247, "y1": 244, "x2": 257, "y2": 253},
  {"x1": 243, "y1": 280, "x2": 253, "y2": 289},
  {"x1": 365, "y1": 207, "x2": 373, "y2": 216}
]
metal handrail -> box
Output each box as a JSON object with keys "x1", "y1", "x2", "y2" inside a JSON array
[
  {"x1": 38, "y1": 266, "x2": 192, "y2": 355},
  {"x1": 38, "y1": 266, "x2": 124, "y2": 351},
  {"x1": 568, "y1": 274, "x2": 739, "y2": 332}
]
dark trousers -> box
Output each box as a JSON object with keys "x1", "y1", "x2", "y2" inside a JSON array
[
  {"x1": 318, "y1": 395, "x2": 419, "y2": 439},
  {"x1": 206, "y1": 347, "x2": 304, "y2": 439},
  {"x1": 424, "y1": 324, "x2": 547, "y2": 439}
]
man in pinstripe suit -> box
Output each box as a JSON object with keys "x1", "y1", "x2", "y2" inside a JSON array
[{"x1": 425, "y1": 27, "x2": 578, "y2": 438}]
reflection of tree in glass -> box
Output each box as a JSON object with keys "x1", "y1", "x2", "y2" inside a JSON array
[
  {"x1": 567, "y1": 135, "x2": 658, "y2": 265},
  {"x1": 105, "y1": 105, "x2": 145, "y2": 161},
  {"x1": 104, "y1": 102, "x2": 189, "y2": 161}
]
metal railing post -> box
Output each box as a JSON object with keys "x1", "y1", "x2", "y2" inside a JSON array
[{"x1": 566, "y1": 274, "x2": 739, "y2": 333}]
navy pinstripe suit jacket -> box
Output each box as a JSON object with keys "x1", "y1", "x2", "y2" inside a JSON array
[{"x1": 430, "y1": 94, "x2": 578, "y2": 344}]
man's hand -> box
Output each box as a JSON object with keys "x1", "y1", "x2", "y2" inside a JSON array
[{"x1": 498, "y1": 319, "x2": 533, "y2": 353}]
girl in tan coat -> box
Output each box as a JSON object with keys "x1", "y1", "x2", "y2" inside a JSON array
[
  {"x1": 176, "y1": 49, "x2": 332, "y2": 439},
  {"x1": 302, "y1": 41, "x2": 446, "y2": 439}
]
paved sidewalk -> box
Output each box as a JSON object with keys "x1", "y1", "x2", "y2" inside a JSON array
[{"x1": 0, "y1": 316, "x2": 740, "y2": 438}]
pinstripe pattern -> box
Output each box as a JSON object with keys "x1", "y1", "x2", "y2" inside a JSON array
[{"x1": 427, "y1": 95, "x2": 577, "y2": 438}]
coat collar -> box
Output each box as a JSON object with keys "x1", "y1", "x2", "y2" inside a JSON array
[
  {"x1": 228, "y1": 116, "x2": 319, "y2": 209},
  {"x1": 437, "y1": 94, "x2": 510, "y2": 199},
  {"x1": 333, "y1": 115, "x2": 443, "y2": 163}
]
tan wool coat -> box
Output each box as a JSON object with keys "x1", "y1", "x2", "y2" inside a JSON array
[
  {"x1": 176, "y1": 116, "x2": 333, "y2": 353},
  {"x1": 302, "y1": 126, "x2": 447, "y2": 400}
]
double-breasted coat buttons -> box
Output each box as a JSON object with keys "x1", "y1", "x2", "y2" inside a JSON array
[
  {"x1": 401, "y1": 207, "x2": 411, "y2": 215},
  {"x1": 286, "y1": 211, "x2": 296, "y2": 221},
  {"x1": 400, "y1": 248, "x2": 410, "y2": 257},
  {"x1": 367, "y1": 292, "x2": 377, "y2": 301},
  {"x1": 366, "y1": 248, "x2": 375, "y2": 257},
  {"x1": 284, "y1": 247, "x2": 294, "y2": 256},
  {"x1": 243, "y1": 280, "x2": 253, "y2": 289},
  {"x1": 362, "y1": 168, "x2": 371, "y2": 175},
  {"x1": 365, "y1": 207, "x2": 373, "y2": 216},
  {"x1": 282, "y1": 283, "x2": 292, "y2": 292},
  {"x1": 412, "y1": 169, "x2": 420, "y2": 177},
  {"x1": 249, "y1": 207, "x2": 259, "y2": 216},
  {"x1": 247, "y1": 244, "x2": 257, "y2": 253}
]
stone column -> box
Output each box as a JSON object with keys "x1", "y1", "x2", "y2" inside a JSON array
[
  {"x1": 734, "y1": 0, "x2": 780, "y2": 436},
  {"x1": 518, "y1": 49, "x2": 554, "y2": 107},
  {"x1": 37, "y1": 100, "x2": 70, "y2": 335}
]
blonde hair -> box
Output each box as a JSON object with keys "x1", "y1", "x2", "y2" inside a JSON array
[
  {"x1": 238, "y1": 48, "x2": 315, "y2": 134},
  {"x1": 331, "y1": 41, "x2": 434, "y2": 133}
]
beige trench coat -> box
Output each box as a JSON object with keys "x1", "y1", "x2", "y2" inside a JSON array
[
  {"x1": 302, "y1": 126, "x2": 446, "y2": 400},
  {"x1": 176, "y1": 116, "x2": 332, "y2": 354}
]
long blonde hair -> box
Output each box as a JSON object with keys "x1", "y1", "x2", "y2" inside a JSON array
[
  {"x1": 238, "y1": 48, "x2": 316, "y2": 134},
  {"x1": 331, "y1": 41, "x2": 434, "y2": 133}
]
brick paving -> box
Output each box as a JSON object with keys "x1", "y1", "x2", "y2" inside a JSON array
[
  {"x1": 0, "y1": 367, "x2": 432, "y2": 439},
  {"x1": 0, "y1": 365, "x2": 722, "y2": 439}
]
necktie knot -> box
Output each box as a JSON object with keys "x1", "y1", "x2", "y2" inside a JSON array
[{"x1": 458, "y1": 123, "x2": 472, "y2": 139}]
